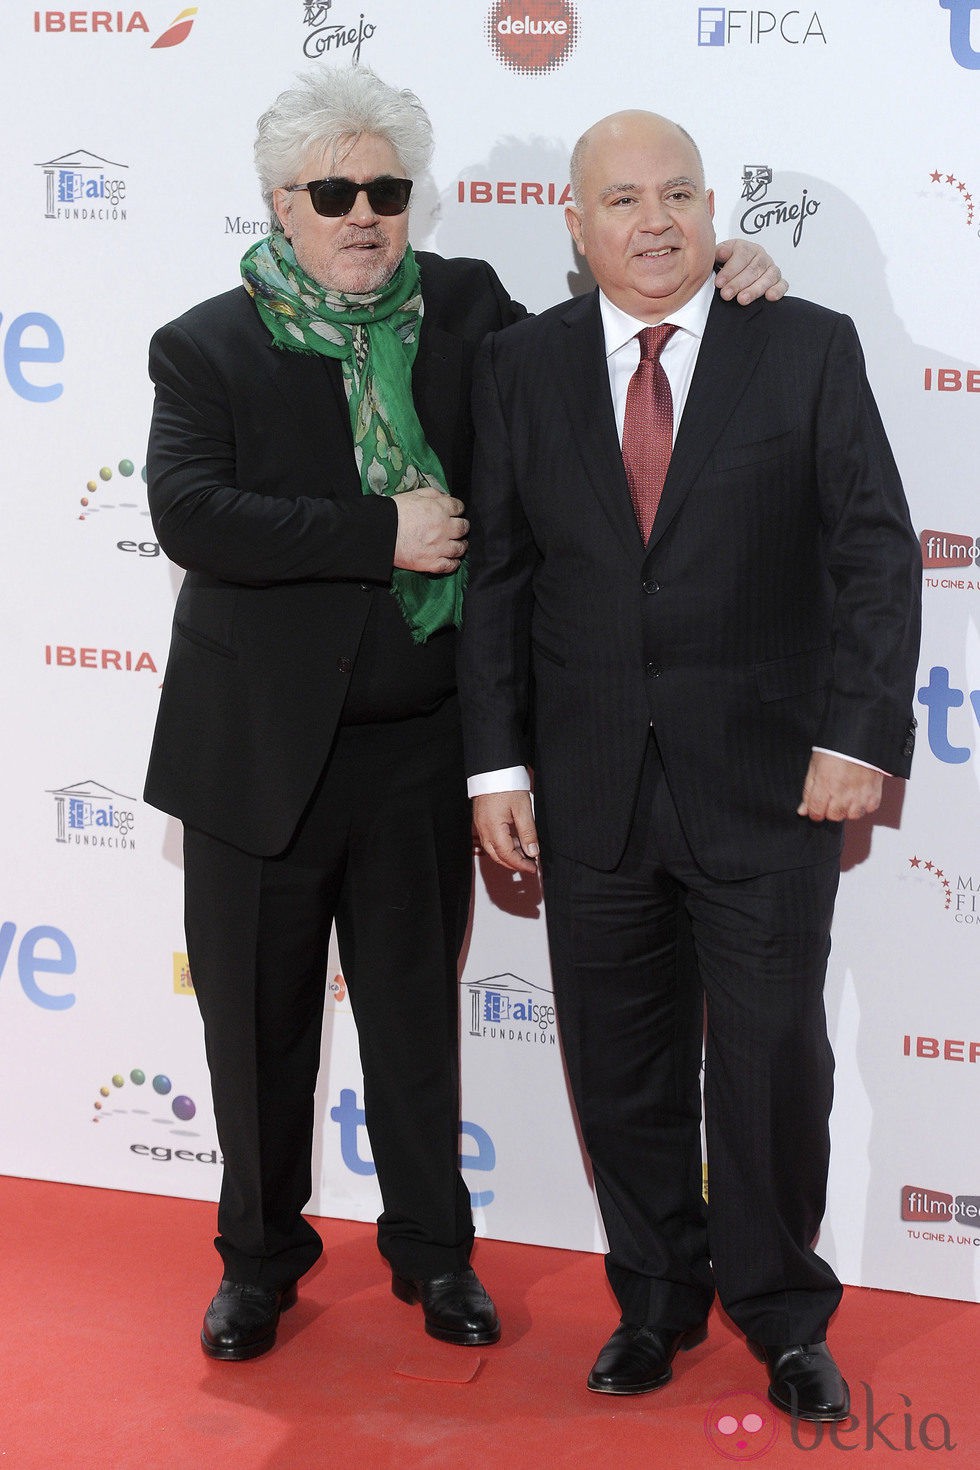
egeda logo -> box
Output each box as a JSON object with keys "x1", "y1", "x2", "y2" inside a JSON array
[
  {"x1": 331, "y1": 1088, "x2": 497, "y2": 1207},
  {"x1": 941, "y1": 0, "x2": 980, "y2": 69}
]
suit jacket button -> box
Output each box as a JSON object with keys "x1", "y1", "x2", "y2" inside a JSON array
[
  {"x1": 337, "y1": 657, "x2": 352, "y2": 674},
  {"x1": 645, "y1": 661, "x2": 661, "y2": 677},
  {"x1": 642, "y1": 579, "x2": 659, "y2": 594}
]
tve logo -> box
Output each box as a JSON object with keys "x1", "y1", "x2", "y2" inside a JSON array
[
  {"x1": 0, "y1": 920, "x2": 76, "y2": 1010},
  {"x1": 917, "y1": 666, "x2": 980, "y2": 762},
  {"x1": 941, "y1": 0, "x2": 980, "y2": 69},
  {"x1": 330, "y1": 1088, "x2": 497, "y2": 1207},
  {"x1": 1, "y1": 310, "x2": 64, "y2": 401}
]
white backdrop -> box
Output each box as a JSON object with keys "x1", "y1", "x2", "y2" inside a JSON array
[{"x1": 2, "y1": 0, "x2": 978, "y2": 1303}]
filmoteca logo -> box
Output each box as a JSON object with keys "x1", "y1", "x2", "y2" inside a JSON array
[{"x1": 486, "y1": 0, "x2": 578, "y2": 74}]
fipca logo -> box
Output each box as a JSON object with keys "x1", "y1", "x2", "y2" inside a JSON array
[
  {"x1": 465, "y1": 971, "x2": 557, "y2": 1046},
  {"x1": 48, "y1": 779, "x2": 136, "y2": 850},
  {"x1": 486, "y1": 0, "x2": 579, "y2": 75},
  {"x1": 32, "y1": 7, "x2": 198, "y2": 46},
  {"x1": 739, "y1": 165, "x2": 820, "y2": 248},
  {"x1": 36, "y1": 149, "x2": 128, "y2": 224},
  {"x1": 301, "y1": 2, "x2": 377, "y2": 63},
  {"x1": 697, "y1": 8, "x2": 826, "y2": 46}
]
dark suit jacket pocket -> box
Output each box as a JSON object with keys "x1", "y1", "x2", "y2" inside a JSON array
[
  {"x1": 531, "y1": 637, "x2": 567, "y2": 668},
  {"x1": 710, "y1": 427, "x2": 796, "y2": 474},
  {"x1": 755, "y1": 647, "x2": 831, "y2": 702},
  {"x1": 174, "y1": 620, "x2": 238, "y2": 660}
]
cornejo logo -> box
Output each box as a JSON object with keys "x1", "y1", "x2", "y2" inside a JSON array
[
  {"x1": 739, "y1": 164, "x2": 820, "y2": 249},
  {"x1": 486, "y1": 0, "x2": 578, "y2": 74},
  {"x1": 301, "y1": 2, "x2": 376, "y2": 63}
]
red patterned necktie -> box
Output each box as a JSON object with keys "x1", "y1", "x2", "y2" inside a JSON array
[{"x1": 622, "y1": 323, "x2": 679, "y2": 543}]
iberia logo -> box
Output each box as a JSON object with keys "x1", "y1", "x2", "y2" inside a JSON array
[
  {"x1": 152, "y1": 6, "x2": 198, "y2": 47},
  {"x1": 486, "y1": 0, "x2": 578, "y2": 74},
  {"x1": 32, "y1": 7, "x2": 198, "y2": 45}
]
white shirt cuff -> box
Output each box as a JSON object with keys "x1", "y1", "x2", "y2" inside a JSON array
[{"x1": 467, "y1": 766, "x2": 531, "y2": 798}]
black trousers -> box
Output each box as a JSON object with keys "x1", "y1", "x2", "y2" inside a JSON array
[
  {"x1": 182, "y1": 695, "x2": 475, "y2": 1289},
  {"x1": 541, "y1": 735, "x2": 844, "y2": 1345}
]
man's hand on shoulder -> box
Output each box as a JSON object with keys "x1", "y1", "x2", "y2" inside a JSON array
[
  {"x1": 797, "y1": 752, "x2": 884, "y2": 823},
  {"x1": 473, "y1": 791, "x2": 539, "y2": 874},
  {"x1": 714, "y1": 238, "x2": 788, "y2": 304}
]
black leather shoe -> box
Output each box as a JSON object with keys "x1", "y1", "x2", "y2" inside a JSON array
[
  {"x1": 391, "y1": 1266, "x2": 500, "y2": 1345},
  {"x1": 750, "y1": 1340, "x2": 850, "y2": 1421},
  {"x1": 587, "y1": 1320, "x2": 708, "y2": 1395},
  {"x1": 201, "y1": 1278, "x2": 299, "y2": 1361}
]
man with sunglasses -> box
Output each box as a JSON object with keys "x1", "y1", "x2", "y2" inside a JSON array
[{"x1": 144, "y1": 64, "x2": 787, "y2": 1363}]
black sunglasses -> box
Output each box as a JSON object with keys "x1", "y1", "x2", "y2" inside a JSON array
[{"x1": 283, "y1": 175, "x2": 413, "y2": 218}]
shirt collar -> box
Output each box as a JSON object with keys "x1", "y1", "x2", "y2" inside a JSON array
[{"x1": 598, "y1": 272, "x2": 715, "y2": 358}]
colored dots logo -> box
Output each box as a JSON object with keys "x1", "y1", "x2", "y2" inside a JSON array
[
  {"x1": 704, "y1": 1392, "x2": 779, "y2": 1460},
  {"x1": 78, "y1": 457, "x2": 147, "y2": 519},
  {"x1": 91, "y1": 1067, "x2": 197, "y2": 1127}
]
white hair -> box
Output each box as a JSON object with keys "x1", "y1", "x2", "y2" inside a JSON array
[{"x1": 254, "y1": 65, "x2": 434, "y2": 228}]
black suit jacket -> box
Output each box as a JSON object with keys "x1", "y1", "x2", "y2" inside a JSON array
[
  {"x1": 144, "y1": 252, "x2": 523, "y2": 855},
  {"x1": 457, "y1": 289, "x2": 921, "y2": 879}
]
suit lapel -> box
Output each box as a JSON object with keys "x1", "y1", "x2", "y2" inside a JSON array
[
  {"x1": 646, "y1": 293, "x2": 768, "y2": 556},
  {"x1": 558, "y1": 291, "x2": 643, "y2": 557}
]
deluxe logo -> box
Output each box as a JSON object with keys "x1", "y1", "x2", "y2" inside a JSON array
[
  {"x1": 917, "y1": 666, "x2": 980, "y2": 762},
  {"x1": 330, "y1": 1087, "x2": 496, "y2": 1207},
  {"x1": 941, "y1": 0, "x2": 980, "y2": 69},
  {"x1": 927, "y1": 167, "x2": 976, "y2": 232},
  {"x1": 738, "y1": 165, "x2": 820, "y2": 248},
  {"x1": 44, "y1": 644, "x2": 157, "y2": 672},
  {"x1": 32, "y1": 7, "x2": 197, "y2": 45},
  {"x1": 465, "y1": 971, "x2": 557, "y2": 1046},
  {"x1": 486, "y1": 0, "x2": 578, "y2": 75},
  {"x1": 48, "y1": 779, "x2": 136, "y2": 850},
  {"x1": 456, "y1": 179, "x2": 573, "y2": 206},
  {"x1": 36, "y1": 149, "x2": 127, "y2": 224},
  {"x1": 698, "y1": 8, "x2": 826, "y2": 46},
  {"x1": 301, "y1": 2, "x2": 376, "y2": 64}
]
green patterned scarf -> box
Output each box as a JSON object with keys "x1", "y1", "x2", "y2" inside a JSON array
[{"x1": 241, "y1": 232, "x2": 462, "y2": 643}]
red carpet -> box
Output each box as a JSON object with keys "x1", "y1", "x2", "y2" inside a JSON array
[{"x1": 1, "y1": 1176, "x2": 976, "y2": 1468}]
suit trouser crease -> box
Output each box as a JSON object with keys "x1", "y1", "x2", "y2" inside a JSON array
[
  {"x1": 541, "y1": 735, "x2": 843, "y2": 1343},
  {"x1": 183, "y1": 698, "x2": 475, "y2": 1288}
]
